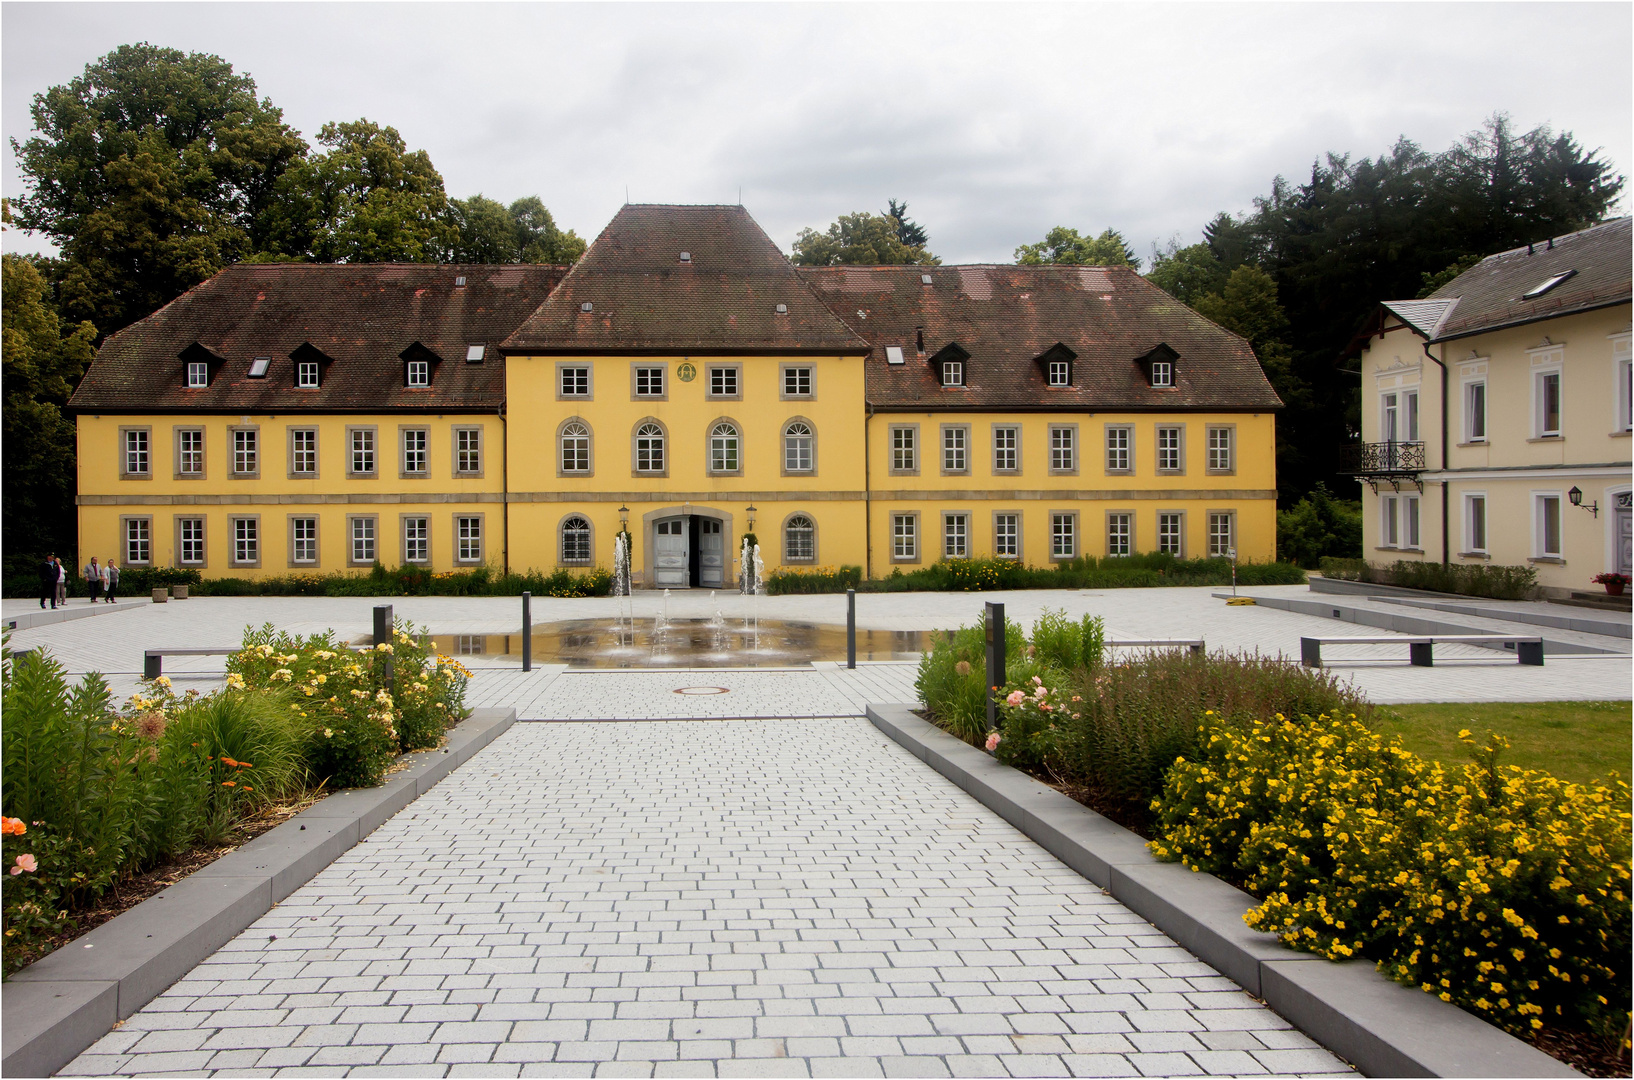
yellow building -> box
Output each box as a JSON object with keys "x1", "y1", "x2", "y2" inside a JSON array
[
  {"x1": 1349, "y1": 218, "x2": 1631, "y2": 597},
  {"x1": 70, "y1": 205, "x2": 1282, "y2": 585}
]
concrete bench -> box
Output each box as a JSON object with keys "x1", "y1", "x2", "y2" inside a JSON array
[
  {"x1": 1300, "y1": 634, "x2": 1543, "y2": 669},
  {"x1": 1107, "y1": 638, "x2": 1204, "y2": 655},
  {"x1": 143, "y1": 647, "x2": 237, "y2": 680}
]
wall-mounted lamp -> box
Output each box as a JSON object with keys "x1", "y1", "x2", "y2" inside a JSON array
[
  {"x1": 618, "y1": 504, "x2": 629, "y2": 527},
  {"x1": 1568, "y1": 486, "x2": 1600, "y2": 518},
  {"x1": 745, "y1": 504, "x2": 757, "y2": 531}
]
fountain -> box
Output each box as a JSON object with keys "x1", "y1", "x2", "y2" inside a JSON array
[
  {"x1": 612, "y1": 532, "x2": 634, "y2": 643},
  {"x1": 739, "y1": 537, "x2": 754, "y2": 595}
]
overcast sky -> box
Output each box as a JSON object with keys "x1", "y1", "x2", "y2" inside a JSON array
[{"x1": 3, "y1": 2, "x2": 1629, "y2": 266}]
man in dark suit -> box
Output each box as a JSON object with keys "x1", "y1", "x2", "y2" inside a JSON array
[{"x1": 39, "y1": 555, "x2": 57, "y2": 608}]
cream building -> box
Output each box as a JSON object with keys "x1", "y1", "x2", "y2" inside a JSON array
[{"x1": 1349, "y1": 217, "x2": 1631, "y2": 596}]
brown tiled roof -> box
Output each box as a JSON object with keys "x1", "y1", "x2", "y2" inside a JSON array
[
  {"x1": 1421, "y1": 217, "x2": 1631, "y2": 342},
  {"x1": 68, "y1": 263, "x2": 566, "y2": 414},
  {"x1": 502, "y1": 205, "x2": 869, "y2": 355},
  {"x1": 798, "y1": 264, "x2": 1282, "y2": 411}
]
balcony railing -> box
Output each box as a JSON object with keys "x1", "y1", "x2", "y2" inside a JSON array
[{"x1": 1339, "y1": 440, "x2": 1425, "y2": 492}]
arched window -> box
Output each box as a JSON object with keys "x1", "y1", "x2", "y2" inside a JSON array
[
  {"x1": 785, "y1": 515, "x2": 815, "y2": 561},
  {"x1": 784, "y1": 421, "x2": 814, "y2": 473},
  {"x1": 561, "y1": 515, "x2": 592, "y2": 563},
  {"x1": 709, "y1": 422, "x2": 740, "y2": 473},
  {"x1": 635, "y1": 423, "x2": 665, "y2": 473},
  {"x1": 560, "y1": 421, "x2": 590, "y2": 473}
]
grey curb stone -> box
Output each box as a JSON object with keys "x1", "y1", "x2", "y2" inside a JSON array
[
  {"x1": 0, "y1": 707, "x2": 515, "y2": 1079},
  {"x1": 864, "y1": 702, "x2": 1580, "y2": 1079}
]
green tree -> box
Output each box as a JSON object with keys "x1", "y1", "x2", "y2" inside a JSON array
[
  {"x1": 2, "y1": 254, "x2": 98, "y2": 577},
  {"x1": 1276, "y1": 483, "x2": 1363, "y2": 567},
  {"x1": 884, "y1": 199, "x2": 929, "y2": 248},
  {"x1": 1015, "y1": 226, "x2": 1138, "y2": 268},
  {"x1": 262, "y1": 119, "x2": 454, "y2": 263},
  {"x1": 792, "y1": 210, "x2": 938, "y2": 266},
  {"x1": 507, "y1": 196, "x2": 586, "y2": 263},
  {"x1": 9, "y1": 43, "x2": 308, "y2": 333},
  {"x1": 448, "y1": 194, "x2": 517, "y2": 262},
  {"x1": 1146, "y1": 240, "x2": 1227, "y2": 305}
]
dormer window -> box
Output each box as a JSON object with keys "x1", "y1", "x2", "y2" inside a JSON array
[
  {"x1": 406, "y1": 360, "x2": 430, "y2": 387},
  {"x1": 186, "y1": 361, "x2": 209, "y2": 388},
  {"x1": 1033, "y1": 343, "x2": 1077, "y2": 388},
  {"x1": 180, "y1": 343, "x2": 225, "y2": 387},
  {"x1": 1135, "y1": 342, "x2": 1180, "y2": 390},
  {"x1": 942, "y1": 361, "x2": 964, "y2": 388},
  {"x1": 1047, "y1": 361, "x2": 1070, "y2": 387},
  {"x1": 296, "y1": 360, "x2": 320, "y2": 388},
  {"x1": 929, "y1": 342, "x2": 970, "y2": 388},
  {"x1": 1150, "y1": 360, "x2": 1173, "y2": 388},
  {"x1": 288, "y1": 343, "x2": 332, "y2": 387},
  {"x1": 401, "y1": 342, "x2": 442, "y2": 387}
]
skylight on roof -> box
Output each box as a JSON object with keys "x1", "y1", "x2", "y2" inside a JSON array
[
  {"x1": 248, "y1": 357, "x2": 271, "y2": 378},
  {"x1": 885, "y1": 346, "x2": 905, "y2": 365},
  {"x1": 581, "y1": 302, "x2": 593, "y2": 312},
  {"x1": 921, "y1": 274, "x2": 933, "y2": 285},
  {"x1": 1522, "y1": 270, "x2": 1577, "y2": 300},
  {"x1": 466, "y1": 344, "x2": 486, "y2": 363},
  {"x1": 775, "y1": 303, "x2": 788, "y2": 314},
  {"x1": 680, "y1": 252, "x2": 692, "y2": 263}
]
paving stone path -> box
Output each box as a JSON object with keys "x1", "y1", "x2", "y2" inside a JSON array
[{"x1": 66, "y1": 719, "x2": 1349, "y2": 1078}]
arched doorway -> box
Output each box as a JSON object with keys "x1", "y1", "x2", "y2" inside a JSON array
[{"x1": 642, "y1": 506, "x2": 733, "y2": 588}]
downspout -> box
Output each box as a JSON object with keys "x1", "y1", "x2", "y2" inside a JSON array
[
  {"x1": 864, "y1": 399, "x2": 874, "y2": 581},
  {"x1": 499, "y1": 401, "x2": 510, "y2": 576},
  {"x1": 1422, "y1": 340, "x2": 1449, "y2": 566}
]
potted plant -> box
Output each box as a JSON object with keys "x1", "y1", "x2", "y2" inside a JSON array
[{"x1": 1591, "y1": 571, "x2": 1630, "y2": 596}]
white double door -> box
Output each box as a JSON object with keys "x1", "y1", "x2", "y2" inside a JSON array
[{"x1": 653, "y1": 517, "x2": 724, "y2": 588}]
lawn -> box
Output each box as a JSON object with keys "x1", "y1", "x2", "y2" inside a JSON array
[{"x1": 1371, "y1": 700, "x2": 1632, "y2": 785}]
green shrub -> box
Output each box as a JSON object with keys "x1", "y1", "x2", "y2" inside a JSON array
[
  {"x1": 118, "y1": 566, "x2": 203, "y2": 593},
  {"x1": 1152, "y1": 714, "x2": 1631, "y2": 1042},
  {"x1": 169, "y1": 563, "x2": 611, "y2": 598},
  {"x1": 163, "y1": 691, "x2": 307, "y2": 843},
  {"x1": 866, "y1": 554, "x2": 1304, "y2": 593},
  {"x1": 765, "y1": 565, "x2": 863, "y2": 595},
  {"x1": 1030, "y1": 608, "x2": 1105, "y2": 673},
  {"x1": 1277, "y1": 483, "x2": 1363, "y2": 568},
  {"x1": 914, "y1": 612, "x2": 1029, "y2": 745},
  {"x1": 1318, "y1": 557, "x2": 1537, "y2": 601}
]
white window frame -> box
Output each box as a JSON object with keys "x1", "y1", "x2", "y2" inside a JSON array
[
  {"x1": 456, "y1": 515, "x2": 484, "y2": 565},
  {"x1": 560, "y1": 515, "x2": 592, "y2": 565},
  {"x1": 291, "y1": 516, "x2": 319, "y2": 566},
  {"x1": 1207, "y1": 511, "x2": 1235, "y2": 558},
  {"x1": 406, "y1": 359, "x2": 430, "y2": 388},
  {"x1": 1150, "y1": 360, "x2": 1172, "y2": 388},
  {"x1": 941, "y1": 360, "x2": 964, "y2": 388},
  {"x1": 1380, "y1": 495, "x2": 1400, "y2": 548},
  {"x1": 1049, "y1": 425, "x2": 1077, "y2": 474},
  {"x1": 891, "y1": 513, "x2": 918, "y2": 562},
  {"x1": 296, "y1": 360, "x2": 320, "y2": 388},
  {"x1": 1050, "y1": 513, "x2": 1077, "y2": 560},
  {"x1": 123, "y1": 428, "x2": 150, "y2": 476},
  {"x1": 401, "y1": 427, "x2": 429, "y2": 477},
  {"x1": 232, "y1": 428, "x2": 259, "y2": 477},
  {"x1": 178, "y1": 517, "x2": 206, "y2": 566},
  {"x1": 230, "y1": 516, "x2": 260, "y2": 567},
  {"x1": 124, "y1": 517, "x2": 152, "y2": 565},
  {"x1": 707, "y1": 364, "x2": 741, "y2": 399},
  {"x1": 1206, "y1": 426, "x2": 1234, "y2": 474},
  {"x1": 402, "y1": 516, "x2": 429, "y2": 564},
  {"x1": 708, "y1": 422, "x2": 741, "y2": 474},
  {"x1": 890, "y1": 425, "x2": 917, "y2": 475},
  {"x1": 635, "y1": 422, "x2": 666, "y2": 474},
  {"x1": 1403, "y1": 494, "x2": 1421, "y2": 550},
  {"x1": 186, "y1": 360, "x2": 209, "y2": 388},
  {"x1": 1464, "y1": 379, "x2": 1487, "y2": 443},
  {"x1": 560, "y1": 421, "x2": 592, "y2": 474},
  {"x1": 454, "y1": 426, "x2": 483, "y2": 476},
  {"x1": 1158, "y1": 512, "x2": 1183, "y2": 556},
  {"x1": 782, "y1": 365, "x2": 813, "y2": 399},
  {"x1": 1617, "y1": 347, "x2": 1633, "y2": 433},
  {"x1": 1534, "y1": 368, "x2": 1563, "y2": 438},
  {"x1": 290, "y1": 428, "x2": 318, "y2": 477},
  {"x1": 1047, "y1": 360, "x2": 1070, "y2": 387},
  {"x1": 1105, "y1": 425, "x2": 1131, "y2": 473},
  {"x1": 1464, "y1": 493, "x2": 1487, "y2": 555},
  {"x1": 1156, "y1": 425, "x2": 1184, "y2": 474},
  {"x1": 559, "y1": 364, "x2": 591, "y2": 399},
  {"x1": 1534, "y1": 492, "x2": 1563, "y2": 558},
  {"x1": 634, "y1": 365, "x2": 666, "y2": 399},
  {"x1": 350, "y1": 515, "x2": 377, "y2": 566},
  {"x1": 992, "y1": 425, "x2": 1019, "y2": 473},
  {"x1": 994, "y1": 513, "x2": 1019, "y2": 559},
  {"x1": 784, "y1": 421, "x2": 814, "y2": 474},
  {"x1": 1106, "y1": 512, "x2": 1132, "y2": 557},
  {"x1": 943, "y1": 512, "x2": 968, "y2": 559},
  {"x1": 348, "y1": 427, "x2": 376, "y2": 477},
  {"x1": 941, "y1": 425, "x2": 967, "y2": 474},
  {"x1": 177, "y1": 428, "x2": 204, "y2": 477},
  {"x1": 784, "y1": 515, "x2": 816, "y2": 562}
]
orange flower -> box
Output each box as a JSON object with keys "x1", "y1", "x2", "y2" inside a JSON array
[
  {"x1": 222, "y1": 757, "x2": 239, "y2": 767},
  {"x1": 0, "y1": 817, "x2": 25, "y2": 836},
  {"x1": 222, "y1": 781, "x2": 236, "y2": 787}
]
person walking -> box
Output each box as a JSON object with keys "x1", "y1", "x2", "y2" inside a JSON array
[
  {"x1": 103, "y1": 558, "x2": 119, "y2": 603},
  {"x1": 84, "y1": 556, "x2": 101, "y2": 603},
  {"x1": 55, "y1": 558, "x2": 68, "y2": 606},
  {"x1": 39, "y1": 554, "x2": 57, "y2": 609}
]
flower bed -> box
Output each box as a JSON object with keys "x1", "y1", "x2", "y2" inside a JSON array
[{"x1": 1, "y1": 619, "x2": 471, "y2": 974}]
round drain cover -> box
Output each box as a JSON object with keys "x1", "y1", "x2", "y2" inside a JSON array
[{"x1": 673, "y1": 686, "x2": 730, "y2": 695}]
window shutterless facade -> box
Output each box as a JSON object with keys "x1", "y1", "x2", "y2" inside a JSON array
[
  {"x1": 560, "y1": 515, "x2": 592, "y2": 564},
  {"x1": 296, "y1": 360, "x2": 320, "y2": 388},
  {"x1": 941, "y1": 425, "x2": 968, "y2": 474},
  {"x1": 1158, "y1": 512, "x2": 1183, "y2": 556},
  {"x1": 783, "y1": 421, "x2": 814, "y2": 473},
  {"x1": 1619, "y1": 352, "x2": 1633, "y2": 433},
  {"x1": 634, "y1": 365, "x2": 665, "y2": 399},
  {"x1": 891, "y1": 514, "x2": 918, "y2": 561},
  {"x1": 1050, "y1": 513, "x2": 1076, "y2": 560},
  {"x1": 186, "y1": 360, "x2": 209, "y2": 388},
  {"x1": 1106, "y1": 512, "x2": 1131, "y2": 557},
  {"x1": 402, "y1": 516, "x2": 429, "y2": 564},
  {"x1": 176, "y1": 428, "x2": 204, "y2": 478},
  {"x1": 943, "y1": 513, "x2": 968, "y2": 559},
  {"x1": 1150, "y1": 360, "x2": 1172, "y2": 387},
  {"x1": 784, "y1": 515, "x2": 815, "y2": 562},
  {"x1": 1535, "y1": 370, "x2": 1562, "y2": 436},
  {"x1": 1464, "y1": 494, "x2": 1487, "y2": 555},
  {"x1": 993, "y1": 513, "x2": 1019, "y2": 558},
  {"x1": 348, "y1": 427, "x2": 376, "y2": 477},
  {"x1": 781, "y1": 365, "x2": 813, "y2": 398},
  {"x1": 290, "y1": 428, "x2": 317, "y2": 477},
  {"x1": 1047, "y1": 360, "x2": 1070, "y2": 387},
  {"x1": 560, "y1": 421, "x2": 591, "y2": 474},
  {"x1": 454, "y1": 427, "x2": 483, "y2": 476},
  {"x1": 123, "y1": 516, "x2": 151, "y2": 565},
  {"x1": 177, "y1": 517, "x2": 206, "y2": 567},
  {"x1": 992, "y1": 425, "x2": 1019, "y2": 473},
  {"x1": 1206, "y1": 426, "x2": 1234, "y2": 473},
  {"x1": 1535, "y1": 494, "x2": 1562, "y2": 558},
  {"x1": 707, "y1": 365, "x2": 741, "y2": 399},
  {"x1": 1156, "y1": 425, "x2": 1183, "y2": 473},
  {"x1": 121, "y1": 428, "x2": 150, "y2": 477},
  {"x1": 1381, "y1": 495, "x2": 1400, "y2": 547},
  {"x1": 1208, "y1": 512, "x2": 1235, "y2": 557},
  {"x1": 456, "y1": 515, "x2": 484, "y2": 563},
  {"x1": 290, "y1": 516, "x2": 319, "y2": 566},
  {"x1": 1464, "y1": 380, "x2": 1487, "y2": 442},
  {"x1": 1049, "y1": 425, "x2": 1077, "y2": 474},
  {"x1": 941, "y1": 361, "x2": 963, "y2": 388},
  {"x1": 1104, "y1": 425, "x2": 1131, "y2": 473},
  {"x1": 401, "y1": 428, "x2": 429, "y2": 477},
  {"x1": 558, "y1": 364, "x2": 591, "y2": 399},
  {"x1": 708, "y1": 422, "x2": 741, "y2": 474},
  {"x1": 1402, "y1": 495, "x2": 1421, "y2": 550},
  {"x1": 231, "y1": 427, "x2": 259, "y2": 478},
  {"x1": 889, "y1": 425, "x2": 917, "y2": 474},
  {"x1": 635, "y1": 422, "x2": 667, "y2": 474},
  {"x1": 406, "y1": 360, "x2": 430, "y2": 387},
  {"x1": 349, "y1": 515, "x2": 377, "y2": 566},
  {"x1": 230, "y1": 516, "x2": 260, "y2": 567}
]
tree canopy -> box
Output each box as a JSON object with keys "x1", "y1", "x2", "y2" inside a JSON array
[
  {"x1": 449, "y1": 195, "x2": 588, "y2": 264},
  {"x1": 1015, "y1": 226, "x2": 1138, "y2": 267},
  {"x1": 792, "y1": 205, "x2": 939, "y2": 266}
]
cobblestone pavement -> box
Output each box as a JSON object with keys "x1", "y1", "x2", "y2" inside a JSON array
[
  {"x1": 65, "y1": 719, "x2": 1350, "y2": 1078},
  {"x1": 9, "y1": 587, "x2": 1628, "y2": 709}
]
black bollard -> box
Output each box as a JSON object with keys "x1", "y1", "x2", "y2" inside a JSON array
[
  {"x1": 984, "y1": 601, "x2": 1005, "y2": 732},
  {"x1": 521, "y1": 591, "x2": 532, "y2": 672},
  {"x1": 846, "y1": 589, "x2": 856, "y2": 669},
  {"x1": 373, "y1": 604, "x2": 394, "y2": 690}
]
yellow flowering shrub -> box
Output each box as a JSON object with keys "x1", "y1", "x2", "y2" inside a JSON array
[{"x1": 1151, "y1": 713, "x2": 1631, "y2": 1040}]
